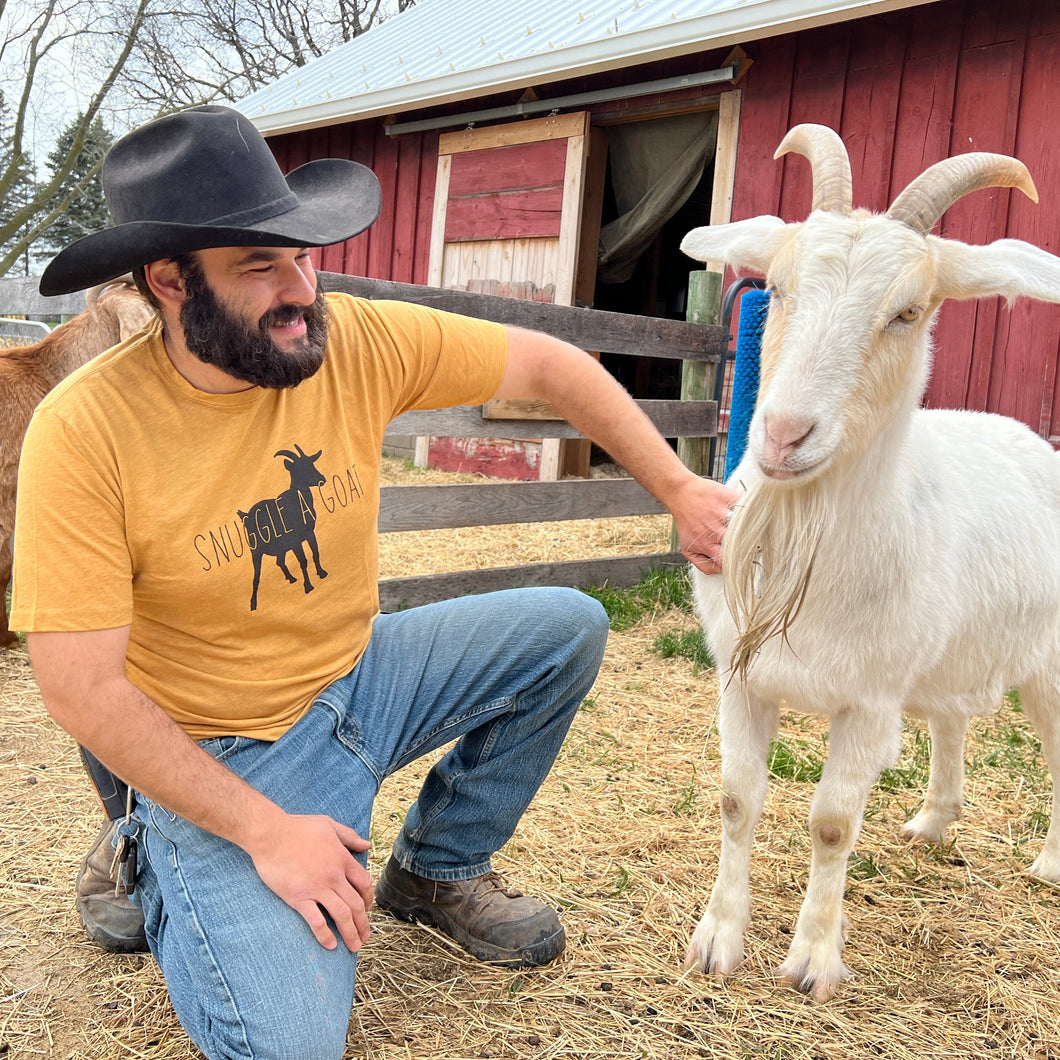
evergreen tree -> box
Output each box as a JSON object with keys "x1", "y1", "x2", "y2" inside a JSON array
[
  {"x1": 0, "y1": 93, "x2": 39, "y2": 277},
  {"x1": 33, "y1": 114, "x2": 114, "y2": 265}
]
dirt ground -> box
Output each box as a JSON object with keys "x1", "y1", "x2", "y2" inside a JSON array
[{"x1": 3, "y1": 478, "x2": 1060, "y2": 1059}]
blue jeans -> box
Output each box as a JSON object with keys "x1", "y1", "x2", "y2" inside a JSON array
[{"x1": 130, "y1": 587, "x2": 608, "y2": 1060}]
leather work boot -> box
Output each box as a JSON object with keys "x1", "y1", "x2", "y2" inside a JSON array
[
  {"x1": 75, "y1": 818, "x2": 148, "y2": 953},
  {"x1": 375, "y1": 856, "x2": 565, "y2": 968}
]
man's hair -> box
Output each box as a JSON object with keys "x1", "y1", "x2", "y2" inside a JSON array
[{"x1": 132, "y1": 253, "x2": 200, "y2": 311}]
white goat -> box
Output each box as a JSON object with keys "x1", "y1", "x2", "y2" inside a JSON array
[
  {"x1": 680, "y1": 124, "x2": 1060, "y2": 1001},
  {"x1": 0, "y1": 281, "x2": 153, "y2": 647}
]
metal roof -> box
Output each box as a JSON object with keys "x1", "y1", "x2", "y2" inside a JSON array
[{"x1": 235, "y1": 0, "x2": 939, "y2": 136}]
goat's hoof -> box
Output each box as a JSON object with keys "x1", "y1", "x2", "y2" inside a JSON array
[
  {"x1": 683, "y1": 919, "x2": 744, "y2": 976},
  {"x1": 778, "y1": 969, "x2": 840, "y2": 1003},
  {"x1": 1029, "y1": 852, "x2": 1060, "y2": 884},
  {"x1": 900, "y1": 810, "x2": 951, "y2": 845},
  {"x1": 776, "y1": 951, "x2": 850, "y2": 1003}
]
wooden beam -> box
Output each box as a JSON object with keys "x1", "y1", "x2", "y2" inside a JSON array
[
  {"x1": 379, "y1": 478, "x2": 666, "y2": 533},
  {"x1": 319, "y1": 272, "x2": 724, "y2": 362},
  {"x1": 386, "y1": 399, "x2": 717, "y2": 440},
  {"x1": 378, "y1": 551, "x2": 685, "y2": 611}
]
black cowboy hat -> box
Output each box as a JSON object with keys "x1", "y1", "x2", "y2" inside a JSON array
[{"x1": 39, "y1": 105, "x2": 382, "y2": 296}]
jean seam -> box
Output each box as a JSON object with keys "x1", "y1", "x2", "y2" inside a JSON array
[
  {"x1": 317, "y1": 699, "x2": 384, "y2": 785},
  {"x1": 149, "y1": 805, "x2": 256, "y2": 1059},
  {"x1": 388, "y1": 695, "x2": 515, "y2": 777}
]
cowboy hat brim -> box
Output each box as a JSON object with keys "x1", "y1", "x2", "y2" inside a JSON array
[{"x1": 39, "y1": 158, "x2": 382, "y2": 297}]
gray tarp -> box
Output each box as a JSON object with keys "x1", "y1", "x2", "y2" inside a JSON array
[{"x1": 597, "y1": 110, "x2": 718, "y2": 284}]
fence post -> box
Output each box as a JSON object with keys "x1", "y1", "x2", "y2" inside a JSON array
[{"x1": 671, "y1": 269, "x2": 723, "y2": 551}]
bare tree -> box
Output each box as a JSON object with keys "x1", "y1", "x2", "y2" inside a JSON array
[
  {"x1": 0, "y1": 0, "x2": 415, "y2": 276},
  {"x1": 0, "y1": 0, "x2": 151, "y2": 274},
  {"x1": 120, "y1": 0, "x2": 416, "y2": 109}
]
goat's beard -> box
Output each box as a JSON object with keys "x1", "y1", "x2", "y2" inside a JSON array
[
  {"x1": 721, "y1": 476, "x2": 828, "y2": 682},
  {"x1": 178, "y1": 263, "x2": 329, "y2": 389}
]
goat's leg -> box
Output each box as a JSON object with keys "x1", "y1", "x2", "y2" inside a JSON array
[
  {"x1": 248, "y1": 552, "x2": 263, "y2": 612},
  {"x1": 1018, "y1": 671, "x2": 1060, "y2": 882},
  {"x1": 777, "y1": 704, "x2": 902, "y2": 1002},
  {"x1": 306, "y1": 530, "x2": 328, "y2": 580},
  {"x1": 684, "y1": 680, "x2": 778, "y2": 977},
  {"x1": 900, "y1": 712, "x2": 969, "y2": 843},
  {"x1": 288, "y1": 542, "x2": 315, "y2": 595},
  {"x1": 0, "y1": 532, "x2": 17, "y2": 648},
  {"x1": 275, "y1": 553, "x2": 298, "y2": 584}
]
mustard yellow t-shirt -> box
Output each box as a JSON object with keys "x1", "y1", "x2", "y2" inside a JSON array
[{"x1": 12, "y1": 293, "x2": 507, "y2": 740}]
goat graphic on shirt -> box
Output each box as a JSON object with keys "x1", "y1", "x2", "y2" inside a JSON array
[{"x1": 237, "y1": 445, "x2": 328, "y2": 612}]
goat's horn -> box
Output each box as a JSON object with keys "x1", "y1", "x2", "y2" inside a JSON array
[
  {"x1": 887, "y1": 153, "x2": 1038, "y2": 235},
  {"x1": 774, "y1": 124, "x2": 853, "y2": 215},
  {"x1": 274, "y1": 449, "x2": 298, "y2": 461}
]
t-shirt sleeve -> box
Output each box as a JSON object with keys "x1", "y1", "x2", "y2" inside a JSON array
[
  {"x1": 11, "y1": 406, "x2": 134, "y2": 633},
  {"x1": 348, "y1": 298, "x2": 509, "y2": 417}
]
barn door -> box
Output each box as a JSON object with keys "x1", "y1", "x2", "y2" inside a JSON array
[{"x1": 425, "y1": 112, "x2": 597, "y2": 480}]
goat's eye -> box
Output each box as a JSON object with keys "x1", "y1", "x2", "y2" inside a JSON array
[{"x1": 891, "y1": 306, "x2": 922, "y2": 325}]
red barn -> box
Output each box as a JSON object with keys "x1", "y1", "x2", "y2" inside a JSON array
[{"x1": 237, "y1": 0, "x2": 1060, "y2": 474}]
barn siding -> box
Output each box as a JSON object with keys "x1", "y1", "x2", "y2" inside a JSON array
[
  {"x1": 733, "y1": 0, "x2": 1060, "y2": 442},
  {"x1": 266, "y1": 0, "x2": 1060, "y2": 444}
]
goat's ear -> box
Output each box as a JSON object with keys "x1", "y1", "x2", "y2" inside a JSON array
[
  {"x1": 680, "y1": 215, "x2": 790, "y2": 273},
  {"x1": 931, "y1": 235, "x2": 1060, "y2": 306}
]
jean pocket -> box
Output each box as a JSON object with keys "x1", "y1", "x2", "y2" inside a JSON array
[{"x1": 198, "y1": 734, "x2": 252, "y2": 763}]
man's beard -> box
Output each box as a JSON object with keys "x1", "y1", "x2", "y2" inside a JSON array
[{"x1": 178, "y1": 263, "x2": 330, "y2": 389}]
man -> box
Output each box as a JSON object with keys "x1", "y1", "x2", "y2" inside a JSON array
[{"x1": 13, "y1": 106, "x2": 736, "y2": 1059}]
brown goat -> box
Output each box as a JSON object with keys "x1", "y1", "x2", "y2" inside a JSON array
[{"x1": 0, "y1": 282, "x2": 154, "y2": 647}]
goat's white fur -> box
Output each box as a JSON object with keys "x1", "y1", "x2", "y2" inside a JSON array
[{"x1": 680, "y1": 125, "x2": 1060, "y2": 1001}]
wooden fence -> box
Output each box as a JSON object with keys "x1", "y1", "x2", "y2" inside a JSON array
[
  {"x1": 318, "y1": 273, "x2": 724, "y2": 610},
  {"x1": 0, "y1": 273, "x2": 725, "y2": 610}
]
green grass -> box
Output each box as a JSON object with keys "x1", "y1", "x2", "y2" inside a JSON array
[
  {"x1": 878, "y1": 725, "x2": 932, "y2": 792},
  {"x1": 767, "y1": 737, "x2": 824, "y2": 783},
  {"x1": 582, "y1": 566, "x2": 693, "y2": 632},
  {"x1": 651, "y1": 628, "x2": 714, "y2": 672}
]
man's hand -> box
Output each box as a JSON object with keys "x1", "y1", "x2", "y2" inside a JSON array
[
  {"x1": 671, "y1": 475, "x2": 741, "y2": 575},
  {"x1": 249, "y1": 814, "x2": 374, "y2": 951},
  {"x1": 28, "y1": 628, "x2": 375, "y2": 952}
]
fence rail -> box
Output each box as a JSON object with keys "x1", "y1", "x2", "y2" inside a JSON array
[{"x1": 319, "y1": 273, "x2": 723, "y2": 609}]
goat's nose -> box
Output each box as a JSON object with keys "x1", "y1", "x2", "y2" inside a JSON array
[{"x1": 762, "y1": 412, "x2": 815, "y2": 465}]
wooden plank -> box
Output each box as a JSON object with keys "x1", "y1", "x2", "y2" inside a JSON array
[
  {"x1": 443, "y1": 188, "x2": 564, "y2": 242},
  {"x1": 556, "y1": 130, "x2": 588, "y2": 308},
  {"x1": 379, "y1": 478, "x2": 667, "y2": 533},
  {"x1": 891, "y1": 3, "x2": 960, "y2": 197},
  {"x1": 481, "y1": 399, "x2": 564, "y2": 421},
  {"x1": 427, "y1": 154, "x2": 452, "y2": 286},
  {"x1": 842, "y1": 12, "x2": 906, "y2": 213},
  {"x1": 439, "y1": 112, "x2": 589, "y2": 155},
  {"x1": 729, "y1": 32, "x2": 797, "y2": 223},
  {"x1": 386, "y1": 399, "x2": 718, "y2": 441},
  {"x1": 448, "y1": 139, "x2": 568, "y2": 197},
  {"x1": 1010, "y1": 16, "x2": 1060, "y2": 438},
  {"x1": 378, "y1": 552, "x2": 686, "y2": 611},
  {"x1": 390, "y1": 132, "x2": 425, "y2": 283},
  {"x1": 319, "y1": 272, "x2": 724, "y2": 362},
  {"x1": 946, "y1": 35, "x2": 1025, "y2": 412},
  {"x1": 710, "y1": 89, "x2": 742, "y2": 229}
]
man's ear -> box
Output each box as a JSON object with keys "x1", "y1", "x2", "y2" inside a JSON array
[{"x1": 142, "y1": 259, "x2": 187, "y2": 313}]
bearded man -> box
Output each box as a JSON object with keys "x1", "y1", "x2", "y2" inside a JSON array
[{"x1": 12, "y1": 105, "x2": 736, "y2": 1060}]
